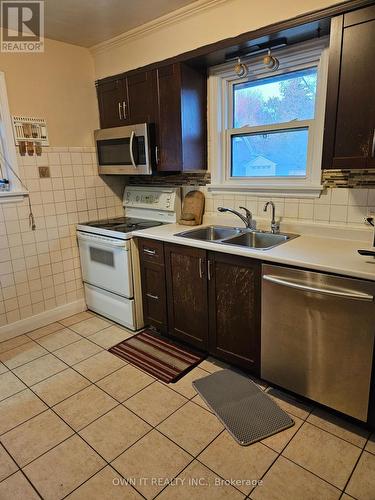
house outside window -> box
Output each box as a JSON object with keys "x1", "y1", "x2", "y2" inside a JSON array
[{"x1": 208, "y1": 39, "x2": 329, "y2": 197}]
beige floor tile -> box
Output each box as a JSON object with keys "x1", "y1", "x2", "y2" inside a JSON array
[
  {"x1": 27, "y1": 322, "x2": 65, "y2": 340},
  {"x1": 79, "y1": 405, "x2": 151, "y2": 461},
  {"x1": 250, "y1": 456, "x2": 340, "y2": 500},
  {"x1": 0, "y1": 370, "x2": 26, "y2": 401},
  {"x1": 157, "y1": 460, "x2": 244, "y2": 500},
  {"x1": 346, "y1": 451, "x2": 375, "y2": 500},
  {"x1": 54, "y1": 384, "x2": 117, "y2": 431},
  {"x1": 23, "y1": 435, "x2": 105, "y2": 500},
  {"x1": 69, "y1": 316, "x2": 111, "y2": 336},
  {"x1": 199, "y1": 357, "x2": 230, "y2": 373},
  {"x1": 112, "y1": 430, "x2": 192, "y2": 499},
  {"x1": 32, "y1": 368, "x2": 90, "y2": 406},
  {"x1": 266, "y1": 387, "x2": 313, "y2": 420},
  {"x1": 0, "y1": 334, "x2": 30, "y2": 354},
  {"x1": 35, "y1": 328, "x2": 81, "y2": 352},
  {"x1": 66, "y1": 466, "x2": 143, "y2": 499},
  {"x1": 59, "y1": 311, "x2": 93, "y2": 327},
  {"x1": 261, "y1": 416, "x2": 304, "y2": 453},
  {"x1": 282, "y1": 422, "x2": 361, "y2": 489},
  {"x1": 88, "y1": 325, "x2": 133, "y2": 349},
  {"x1": 0, "y1": 471, "x2": 40, "y2": 499},
  {"x1": 191, "y1": 393, "x2": 213, "y2": 413},
  {"x1": 365, "y1": 434, "x2": 375, "y2": 455},
  {"x1": 125, "y1": 381, "x2": 187, "y2": 426},
  {"x1": 0, "y1": 341, "x2": 48, "y2": 369},
  {"x1": 199, "y1": 431, "x2": 277, "y2": 495},
  {"x1": 157, "y1": 401, "x2": 223, "y2": 456},
  {"x1": 0, "y1": 444, "x2": 18, "y2": 481},
  {"x1": 1, "y1": 409, "x2": 73, "y2": 467},
  {"x1": 13, "y1": 354, "x2": 67, "y2": 386},
  {"x1": 167, "y1": 366, "x2": 210, "y2": 399},
  {"x1": 307, "y1": 408, "x2": 370, "y2": 448},
  {"x1": 54, "y1": 338, "x2": 102, "y2": 365},
  {"x1": 0, "y1": 389, "x2": 47, "y2": 434},
  {"x1": 0, "y1": 362, "x2": 8, "y2": 374},
  {"x1": 74, "y1": 350, "x2": 126, "y2": 382},
  {"x1": 97, "y1": 365, "x2": 154, "y2": 402}
]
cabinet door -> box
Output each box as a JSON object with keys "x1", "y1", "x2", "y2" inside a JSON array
[
  {"x1": 96, "y1": 77, "x2": 128, "y2": 129},
  {"x1": 127, "y1": 70, "x2": 157, "y2": 125},
  {"x1": 165, "y1": 243, "x2": 208, "y2": 350},
  {"x1": 156, "y1": 64, "x2": 183, "y2": 171},
  {"x1": 140, "y1": 260, "x2": 167, "y2": 334},
  {"x1": 208, "y1": 252, "x2": 261, "y2": 373},
  {"x1": 323, "y1": 5, "x2": 375, "y2": 169}
]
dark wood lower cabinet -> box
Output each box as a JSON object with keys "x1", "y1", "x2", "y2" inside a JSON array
[
  {"x1": 208, "y1": 252, "x2": 261, "y2": 373},
  {"x1": 140, "y1": 260, "x2": 167, "y2": 334},
  {"x1": 164, "y1": 243, "x2": 208, "y2": 350},
  {"x1": 139, "y1": 240, "x2": 261, "y2": 372}
]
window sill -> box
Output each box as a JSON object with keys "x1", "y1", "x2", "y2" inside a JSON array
[
  {"x1": 208, "y1": 184, "x2": 324, "y2": 198},
  {"x1": 0, "y1": 191, "x2": 28, "y2": 203}
]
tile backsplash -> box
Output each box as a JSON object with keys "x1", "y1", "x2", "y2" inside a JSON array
[
  {"x1": 0, "y1": 147, "x2": 125, "y2": 328},
  {"x1": 196, "y1": 187, "x2": 375, "y2": 226}
]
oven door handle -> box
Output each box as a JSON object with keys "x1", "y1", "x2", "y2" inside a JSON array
[
  {"x1": 129, "y1": 131, "x2": 137, "y2": 168},
  {"x1": 77, "y1": 233, "x2": 128, "y2": 249}
]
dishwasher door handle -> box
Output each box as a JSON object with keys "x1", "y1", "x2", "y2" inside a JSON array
[{"x1": 262, "y1": 274, "x2": 374, "y2": 302}]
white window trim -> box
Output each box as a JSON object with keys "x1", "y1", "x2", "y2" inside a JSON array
[
  {"x1": 208, "y1": 38, "x2": 329, "y2": 198},
  {"x1": 0, "y1": 71, "x2": 27, "y2": 203}
]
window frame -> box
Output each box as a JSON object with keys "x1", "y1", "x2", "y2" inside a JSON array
[
  {"x1": 208, "y1": 38, "x2": 329, "y2": 198},
  {"x1": 0, "y1": 71, "x2": 26, "y2": 203}
]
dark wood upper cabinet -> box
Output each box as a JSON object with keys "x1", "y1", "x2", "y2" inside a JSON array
[
  {"x1": 164, "y1": 243, "x2": 208, "y2": 350},
  {"x1": 322, "y1": 4, "x2": 375, "y2": 169},
  {"x1": 96, "y1": 77, "x2": 129, "y2": 129},
  {"x1": 156, "y1": 63, "x2": 207, "y2": 172},
  {"x1": 126, "y1": 70, "x2": 157, "y2": 124},
  {"x1": 208, "y1": 252, "x2": 261, "y2": 373}
]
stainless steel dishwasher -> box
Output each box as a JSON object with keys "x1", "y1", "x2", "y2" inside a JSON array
[{"x1": 261, "y1": 264, "x2": 375, "y2": 421}]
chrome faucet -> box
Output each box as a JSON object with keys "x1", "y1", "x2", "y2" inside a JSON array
[
  {"x1": 263, "y1": 201, "x2": 280, "y2": 233},
  {"x1": 217, "y1": 206, "x2": 255, "y2": 229}
]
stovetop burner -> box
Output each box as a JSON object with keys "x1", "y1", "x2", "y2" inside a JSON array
[{"x1": 82, "y1": 217, "x2": 164, "y2": 233}]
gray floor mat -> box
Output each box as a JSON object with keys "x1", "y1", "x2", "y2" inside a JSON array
[{"x1": 193, "y1": 369, "x2": 294, "y2": 446}]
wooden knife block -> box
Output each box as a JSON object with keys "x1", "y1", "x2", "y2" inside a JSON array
[{"x1": 179, "y1": 190, "x2": 205, "y2": 226}]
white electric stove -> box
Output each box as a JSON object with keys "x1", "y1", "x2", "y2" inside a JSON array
[{"x1": 77, "y1": 186, "x2": 181, "y2": 330}]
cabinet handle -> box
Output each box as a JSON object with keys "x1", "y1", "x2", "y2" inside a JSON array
[
  {"x1": 118, "y1": 102, "x2": 123, "y2": 120},
  {"x1": 143, "y1": 248, "x2": 156, "y2": 255},
  {"x1": 371, "y1": 129, "x2": 375, "y2": 158},
  {"x1": 123, "y1": 101, "x2": 127, "y2": 120},
  {"x1": 146, "y1": 293, "x2": 159, "y2": 300},
  {"x1": 155, "y1": 146, "x2": 159, "y2": 165},
  {"x1": 208, "y1": 260, "x2": 212, "y2": 281},
  {"x1": 198, "y1": 258, "x2": 203, "y2": 279}
]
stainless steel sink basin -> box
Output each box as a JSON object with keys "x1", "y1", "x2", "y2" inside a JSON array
[
  {"x1": 225, "y1": 231, "x2": 297, "y2": 250},
  {"x1": 175, "y1": 226, "x2": 243, "y2": 241}
]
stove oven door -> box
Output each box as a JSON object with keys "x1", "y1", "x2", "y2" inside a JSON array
[{"x1": 77, "y1": 231, "x2": 133, "y2": 298}]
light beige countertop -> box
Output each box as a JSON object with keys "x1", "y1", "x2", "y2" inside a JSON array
[{"x1": 132, "y1": 217, "x2": 375, "y2": 281}]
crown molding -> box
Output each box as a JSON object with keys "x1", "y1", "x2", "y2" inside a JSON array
[{"x1": 90, "y1": 0, "x2": 228, "y2": 55}]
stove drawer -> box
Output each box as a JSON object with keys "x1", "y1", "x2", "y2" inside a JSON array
[{"x1": 84, "y1": 283, "x2": 136, "y2": 331}]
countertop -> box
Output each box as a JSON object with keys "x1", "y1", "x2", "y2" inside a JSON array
[{"x1": 132, "y1": 220, "x2": 375, "y2": 281}]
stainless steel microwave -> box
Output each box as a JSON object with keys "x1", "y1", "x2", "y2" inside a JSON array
[{"x1": 94, "y1": 123, "x2": 151, "y2": 175}]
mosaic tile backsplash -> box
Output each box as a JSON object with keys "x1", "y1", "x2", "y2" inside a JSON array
[{"x1": 0, "y1": 147, "x2": 125, "y2": 328}]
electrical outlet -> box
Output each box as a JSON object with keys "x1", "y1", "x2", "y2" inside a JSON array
[{"x1": 38, "y1": 166, "x2": 50, "y2": 178}]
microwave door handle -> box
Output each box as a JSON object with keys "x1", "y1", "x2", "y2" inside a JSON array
[{"x1": 129, "y1": 131, "x2": 137, "y2": 168}]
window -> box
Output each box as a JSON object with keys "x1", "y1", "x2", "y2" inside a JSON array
[
  {"x1": 208, "y1": 39, "x2": 329, "y2": 197},
  {"x1": 0, "y1": 71, "x2": 24, "y2": 201}
]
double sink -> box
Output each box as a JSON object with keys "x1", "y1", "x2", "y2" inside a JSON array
[{"x1": 175, "y1": 225, "x2": 299, "y2": 250}]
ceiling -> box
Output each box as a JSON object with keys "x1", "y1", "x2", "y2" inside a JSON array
[{"x1": 43, "y1": 0, "x2": 198, "y2": 48}]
